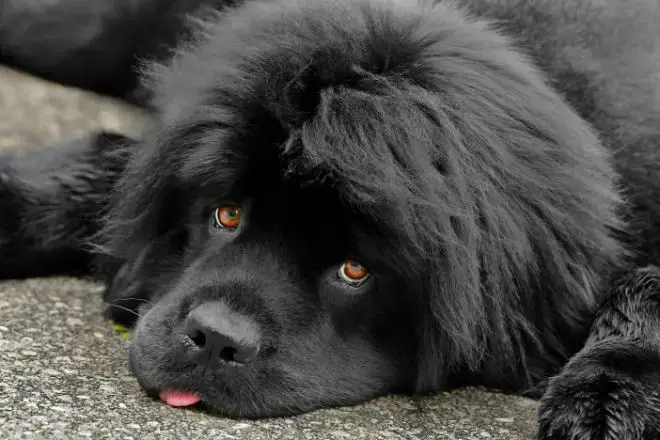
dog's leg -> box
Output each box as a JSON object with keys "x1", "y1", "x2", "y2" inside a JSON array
[
  {"x1": 0, "y1": 132, "x2": 135, "y2": 279},
  {"x1": 538, "y1": 266, "x2": 660, "y2": 440},
  {"x1": 0, "y1": 0, "x2": 232, "y2": 101}
]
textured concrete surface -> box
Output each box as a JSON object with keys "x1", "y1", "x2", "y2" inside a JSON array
[{"x1": 0, "y1": 65, "x2": 539, "y2": 439}]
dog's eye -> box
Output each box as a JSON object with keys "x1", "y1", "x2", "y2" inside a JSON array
[
  {"x1": 338, "y1": 259, "x2": 369, "y2": 286},
  {"x1": 214, "y1": 206, "x2": 242, "y2": 229}
]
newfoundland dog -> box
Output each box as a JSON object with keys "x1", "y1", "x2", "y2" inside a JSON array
[{"x1": 2, "y1": 0, "x2": 660, "y2": 437}]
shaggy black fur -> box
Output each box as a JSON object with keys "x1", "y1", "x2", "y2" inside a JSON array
[
  {"x1": 1, "y1": 0, "x2": 660, "y2": 437},
  {"x1": 0, "y1": 133, "x2": 132, "y2": 278}
]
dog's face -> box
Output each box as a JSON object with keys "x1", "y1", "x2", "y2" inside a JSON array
[{"x1": 122, "y1": 150, "x2": 419, "y2": 416}]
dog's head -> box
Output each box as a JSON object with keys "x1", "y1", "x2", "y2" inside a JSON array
[{"x1": 102, "y1": 0, "x2": 621, "y2": 417}]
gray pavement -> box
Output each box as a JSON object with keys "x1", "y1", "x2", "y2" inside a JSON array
[{"x1": 0, "y1": 66, "x2": 539, "y2": 439}]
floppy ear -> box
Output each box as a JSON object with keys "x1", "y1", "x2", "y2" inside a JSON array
[
  {"x1": 99, "y1": 123, "x2": 197, "y2": 263},
  {"x1": 330, "y1": 6, "x2": 624, "y2": 392},
  {"x1": 98, "y1": 127, "x2": 199, "y2": 325}
]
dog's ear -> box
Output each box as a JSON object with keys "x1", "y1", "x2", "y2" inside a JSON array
[
  {"x1": 99, "y1": 129, "x2": 183, "y2": 264},
  {"x1": 402, "y1": 27, "x2": 624, "y2": 392},
  {"x1": 96, "y1": 131, "x2": 188, "y2": 327}
]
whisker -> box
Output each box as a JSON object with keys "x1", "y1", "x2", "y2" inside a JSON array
[
  {"x1": 103, "y1": 303, "x2": 144, "y2": 318},
  {"x1": 111, "y1": 297, "x2": 150, "y2": 303}
]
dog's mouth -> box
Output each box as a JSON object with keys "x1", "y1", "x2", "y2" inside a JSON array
[{"x1": 159, "y1": 389, "x2": 201, "y2": 407}]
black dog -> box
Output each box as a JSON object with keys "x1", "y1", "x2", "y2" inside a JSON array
[{"x1": 2, "y1": 0, "x2": 660, "y2": 437}]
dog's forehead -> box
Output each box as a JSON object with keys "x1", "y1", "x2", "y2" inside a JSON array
[{"x1": 167, "y1": 119, "x2": 350, "y2": 219}]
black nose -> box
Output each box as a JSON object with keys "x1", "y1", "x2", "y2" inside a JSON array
[{"x1": 184, "y1": 302, "x2": 261, "y2": 366}]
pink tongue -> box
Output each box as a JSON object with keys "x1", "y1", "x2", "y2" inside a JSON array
[{"x1": 159, "y1": 390, "x2": 201, "y2": 407}]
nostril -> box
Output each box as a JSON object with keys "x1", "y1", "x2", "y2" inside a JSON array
[
  {"x1": 219, "y1": 346, "x2": 237, "y2": 363},
  {"x1": 184, "y1": 302, "x2": 262, "y2": 366},
  {"x1": 188, "y1": 329, "x2": 207, "y2": 349},
  {"x1": 231, "y1": 343, "x2": 260, "y2": 364}
]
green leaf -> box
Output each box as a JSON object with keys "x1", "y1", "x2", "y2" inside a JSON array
[{"x1": 109, "y1": 322, "x2": 133, "y2": 340}]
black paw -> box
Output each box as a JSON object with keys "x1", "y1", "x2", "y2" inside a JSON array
[{"x1": 538, "y1": 343, "x2": 660, "y2": 440}]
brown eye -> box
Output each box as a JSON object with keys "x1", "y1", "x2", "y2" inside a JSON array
[
  {"x1": 214, "y1": 206, "x2": 242, "y2": 229},
  {"x1": 338, "y1": 259, "x2": 369, "y2": 286}
]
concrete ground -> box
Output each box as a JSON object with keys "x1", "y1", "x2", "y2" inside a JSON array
[{"x1": 0, "y1": 66, "x2": 539, "y2": 439}]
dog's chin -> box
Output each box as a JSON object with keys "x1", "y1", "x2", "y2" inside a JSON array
[
  {"x1": 128, "y1": 339, "x2": 392, "y2": 418},
  {"x1": 129, "y1": 358, "x2": 304, "y2": 418},
  {"x1": 128, "y1": 325, "x2": 273, "y2": 418}
]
